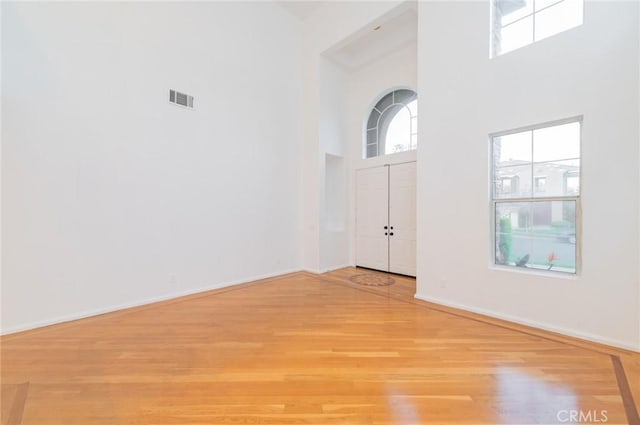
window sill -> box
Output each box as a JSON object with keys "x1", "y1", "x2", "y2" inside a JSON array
[{"x1": 489, "y1": 264, "x2": 580, "y2": 280}]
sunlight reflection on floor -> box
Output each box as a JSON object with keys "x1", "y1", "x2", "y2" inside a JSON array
[{"x1": 495, "y1": 366, "x2": 578, "y2": 424}]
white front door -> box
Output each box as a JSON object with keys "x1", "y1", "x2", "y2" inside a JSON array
[
  {"x1": 355, "y1": 162, "x2": 417, "y2": 276},
  {"x1": 355, "y1": 166, "x2": 389, "y2": 271},
  {"x1": 389, "y1": 162, "x2": 417, "y2": 276}
]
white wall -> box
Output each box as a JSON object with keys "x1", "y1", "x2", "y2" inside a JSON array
[
  {"x1": 0, "y1": 1, "x2": 4, "y2": 333},
  {"x1": 318, "y1": 57, "x2": 349, "y2": 271},
  {"x1": 347, "y1": 40, "x2": 417, "y2": 265},
  {"x1": 301, "y1": 1, "x2": 404, "y2": 272},
  {"x1": 2, "y1": 2, "x2": 303, "y2": 333},
  {"x1": 416, "y1": 1, "x2": 640, "y2": 350}
]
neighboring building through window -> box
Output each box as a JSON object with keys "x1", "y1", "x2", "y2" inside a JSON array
[
  {"x1": 564, "y1": 171, "x2": 579, "y2": 194},
  {"x1": 499, "y1": 176, "x2": 519, "y2": 195},
  {"x1": 491, "y1": 0, "x2": 584, "y2": 57},
  {"x1": 491, "y1": 118, "x2": 581, "y2": 273},
  {"x1": 365, "y1": 89, "x2": 417, "y2": 159},
  {"x1": 534, "y1": 176, "x2": 546, "y2": 193}
]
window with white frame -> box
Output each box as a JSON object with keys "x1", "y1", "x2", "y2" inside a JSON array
[
  {"x1": 365, "y1": 89, "x2": 417, "y2": 159},
  {"x1": 491, "y1": 0, "x2": 584, "y2": 57},
  {"x1": 491, "y1": 118, "x2": 581, "y2": 273}
]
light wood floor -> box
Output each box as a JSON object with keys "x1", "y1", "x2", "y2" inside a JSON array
[{"x1": 2, "y1": 268, "x2": 639, "y2": 424}]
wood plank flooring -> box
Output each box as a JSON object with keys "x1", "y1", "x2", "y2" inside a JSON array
[{"x1": 1, "y1": 268, "x2": 638, "y2": 424}]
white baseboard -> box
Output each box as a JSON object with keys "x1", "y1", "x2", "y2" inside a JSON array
[
  {"x1": 319, "y1": 264, "x2": 353, "y2": 273},
  {"x1": 414, "y1": 293, "x2": 640, "y2": 353},
  {"x1": 1, "y1": 268, "x2": 302, "y2": 336},
  {"x1": 301, "y1": 264, "x2": 354, "y2": 275}
]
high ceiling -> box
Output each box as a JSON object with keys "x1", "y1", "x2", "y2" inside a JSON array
[
  {"x1": 276, "y1": 1, "x2": 417, "y2": 71},
  {"x1": 323, "y1": 5, "x2": 417, "y2": 71},
  {"x1": 276, "y1": 1, "x2": 327, "y2": 21}
]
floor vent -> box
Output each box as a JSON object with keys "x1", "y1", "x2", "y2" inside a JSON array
[{"x1": 169, "y1": 89, "x2": 194, "y2": 109}]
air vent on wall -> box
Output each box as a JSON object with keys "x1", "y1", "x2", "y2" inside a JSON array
[{"x1": 169, "y1": 89, "x2": 194, "y2": 109}]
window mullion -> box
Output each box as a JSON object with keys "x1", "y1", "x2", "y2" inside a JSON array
[
  {"x1": 495, "y1": 196, "x2": 578, "y2": 203},
  {"x1": 530, "y1": 129, "x2": 535, "y2": 198},
  {"x1": 532, "y1": 0, "x2": 536, "y2": 41},
  {"x1": 500, "y1": 11, "x2": 535, "y2": 29},
  {"x1": 536, "y1": 0, "x2": 569, "y2": 15}
]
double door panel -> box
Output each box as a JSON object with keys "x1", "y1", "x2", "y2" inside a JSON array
[{"x1": 356, "y1": 162, "x2": 416, "y2": 276}]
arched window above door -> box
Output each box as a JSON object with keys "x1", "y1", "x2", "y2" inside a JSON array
[{"x1": 365, "y1": 89, "x2": 417, "y2": 159}]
